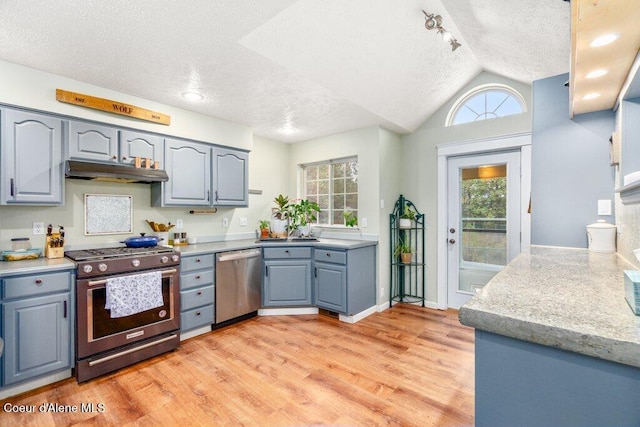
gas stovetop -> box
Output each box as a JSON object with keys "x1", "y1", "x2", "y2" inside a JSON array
[
  {"x1": 65, "y1": 246, "x2": 175, "y2": 262},
  {"x1": 68, "y1": 246, "x2": 180, "y2": 279}
]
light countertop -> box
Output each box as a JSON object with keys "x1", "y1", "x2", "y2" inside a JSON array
[
  {"x1": 0, "y1": 238, "x2": 376, "y2": 276},
  {"x1": 174, "y1": 237, "x2": 377, "y2": 256},
  {"x1": 0, "y1": 257, "x2": 76, "y2": 277},
  {"x1": 459, "y1": 245, "x2": 640, "y2": 368}
]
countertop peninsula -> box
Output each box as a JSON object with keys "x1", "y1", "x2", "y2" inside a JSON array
[{"x1": 459, "y1": 245, "x2": 640, "y2": 368}]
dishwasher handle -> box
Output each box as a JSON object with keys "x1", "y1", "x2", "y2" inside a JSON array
[{"x1": 217, "y1": 248, "x2": 261, "y2": 262}]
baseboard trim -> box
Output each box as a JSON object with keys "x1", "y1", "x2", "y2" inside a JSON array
[
  {"x1": 180, "y1": 325, "x2": 212, "y2": 341},
  {"x1": 258, "y1": 307, "x2": 319, "y2": 316},
  {"x1": 338, "y1": 305, "x2": 377, "y2": 323},
  {"x1": 0, "y1": 369, "x2": 72, "y2": 400}
]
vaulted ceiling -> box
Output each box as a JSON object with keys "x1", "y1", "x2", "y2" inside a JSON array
[{"x1": 0, "y1": 0, "x2": 570, "y2": 142}]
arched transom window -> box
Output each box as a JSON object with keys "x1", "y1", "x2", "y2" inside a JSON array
[{"x1": 446, "y1": 84, "x2": 526, "y2": 127}]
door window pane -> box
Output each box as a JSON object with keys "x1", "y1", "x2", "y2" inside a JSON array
[{"x1": 460, "y1": 165, "x2": 507, "y2": 267}]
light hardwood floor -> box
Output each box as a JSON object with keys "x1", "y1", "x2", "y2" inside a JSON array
[{"x1": 0, "y1": 305, "x2": 474, "y2": 426}]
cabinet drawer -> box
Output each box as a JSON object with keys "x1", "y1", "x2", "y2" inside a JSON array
[
  {"x1": 3, "y1": 271, "x2": 71, "y2": 299},
  {"x1": 263, "y1": 247, "x2": 312, "y2": 259},
  {"x1": 181, "y1": 305, "x2": 214, "y2": 331},
  {"x1": 314, "y1": 249, "x2": 347, "y2": 265},
  {"x1": 181, "y1": 254, "x2": 215, "y2": 272},
  {"x1": 181, "y1": 270, "x2": 214, "y2": 291},
  {"x1": 180, "y1": 285, "x2": 214, "y2": 311}
]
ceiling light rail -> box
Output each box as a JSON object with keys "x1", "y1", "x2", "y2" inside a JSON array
[{"x1": 422, "y1": 10, "x2": 461, "y2": 51}]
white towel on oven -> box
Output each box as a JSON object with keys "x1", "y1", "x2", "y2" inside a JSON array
[{"x1": 105, "y1": 271, "x2": 163, "y2": 318}]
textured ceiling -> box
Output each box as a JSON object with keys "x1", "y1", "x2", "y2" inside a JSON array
[{"x1": 0, "y1": 0, "x2": 570, "y2": 143}]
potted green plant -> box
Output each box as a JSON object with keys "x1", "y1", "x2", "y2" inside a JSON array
[
  {"x1": 258, "y1": 219, "x2": 270, "y2": 239},
  {"x1": 288, "y1": 199, "x2": 320, "y2": 237},
  {"x1": 270, "y1": 194, "x2": 290, "y2": 238},
  {"x1": 399, "y1": 204, "x2": 417, "y2": 229},
  {"x1": 393, "y1": 242, "x2": 413, "y2": 264},
  {"x1": 343, "y1": 211, "x2": 358, "y2": 227}
]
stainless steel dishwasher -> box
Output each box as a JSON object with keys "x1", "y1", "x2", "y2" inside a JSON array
[{"x1": 215, "y1": 248, "x2": 262, "y2": 324}]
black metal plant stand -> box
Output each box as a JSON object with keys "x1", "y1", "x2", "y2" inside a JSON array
[{"x1": 390, "y1": 194, "x2": 425, "y2": 306}]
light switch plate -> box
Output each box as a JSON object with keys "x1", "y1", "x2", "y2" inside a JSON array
[
  {"x1": 239, "y1": 217, "x2": 247, "y2": 226},
  {"x1": 222, "y1": 218, "x2": 229, "y2": 227},
  {"x1": 597, "y1": 199, "x2": 612, "y2": 216}
]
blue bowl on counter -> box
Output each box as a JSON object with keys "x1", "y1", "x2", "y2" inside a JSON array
[{"x1": 624, "y1": 270, "x2": 640, "y2": 315}]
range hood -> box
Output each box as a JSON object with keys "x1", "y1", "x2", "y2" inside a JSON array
[{"x1": 65, "y1": 160, "x2": 169, "y2": 183}]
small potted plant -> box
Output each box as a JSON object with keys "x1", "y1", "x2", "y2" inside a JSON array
[
  {"x1": 399, "y1": 205, "x2": 417, "y2": 229},
  {"x1": 258, "y1": 220, "x2": 270, "y2": 239},
  {"x1": 343, "y1": 211, "x2": 358, "y2": 227},
  {"x1": 270, "y1": 194, "x2": 290, "y2": 238},
  {"x1": 288, "y1": 199, "x2": 321, "y2": 237},
  {"x1": 393, "y1": 242, "x2": 413, "y2": 264}
]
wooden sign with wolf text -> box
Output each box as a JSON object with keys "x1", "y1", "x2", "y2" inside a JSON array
[{"x1": 56, "y1": 89, "x2": 170, "y2": 125}]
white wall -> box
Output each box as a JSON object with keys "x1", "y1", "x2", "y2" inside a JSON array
[
  {"x1": 0, "y1": 60, "x2": 252, "y2": 150},
  {"x1": 0, "y1": 60, "x2": 292, "y2": 249},
  {"x1": 401, "y1": 71, "x2": 533, "y2": 305},
  {"x1": 288, "y1": 126, "x2": 381, "y2": 233},
  {"x1": 288, "y1": 126, "x2": 397, "y2": 304},
  {"x1": 378, "y1": 128, "x2": 403, "y2": 304}
]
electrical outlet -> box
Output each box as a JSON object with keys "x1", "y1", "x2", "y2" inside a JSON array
[
  {"x1": 33, "y1": 222, "x2": 44, "y2": 235},
  {"x1": 239, "y1": 217, "x2": 247, "y2": 227},
  {"x1": 222, "y1": 217, "x2": 229, "y2": 227},
  {"x1": 380, "y1": 286, "x2": 385, "y2": 297},
  {"x1": 176, "y1": 219, "x2": 184, "y2": 229},
  {"x1": 362, "y1": 218, "x2": 368, "y2": 228}
]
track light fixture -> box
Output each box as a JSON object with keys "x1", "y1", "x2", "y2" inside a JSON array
[{"x1": 422, "y1": 10, "x2": 461, "y2": 52}]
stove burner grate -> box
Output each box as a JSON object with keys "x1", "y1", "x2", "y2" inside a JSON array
[{"x1": 65, "y1": 246, "x2": 175, "y2": 261}]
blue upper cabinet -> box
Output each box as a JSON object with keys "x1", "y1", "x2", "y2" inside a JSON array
[
  {"x1": 212, "y1": 147, "x2": 249, "y2": 207},
  {"x1": 1, "y1": 109, "x2": 64, "y2": 205},
  {"x1": 67, "y1": 122, "x2": 163, "y2": 167},
  {"x1": 67, "y1": 121, "x2": 118, "y2": 163},
  {"x1": 119, "y1": 130, "x2": 163, "y2": 166},
  {"x1": 152, "y1": 138, "x2": 211, "y2": 206}
]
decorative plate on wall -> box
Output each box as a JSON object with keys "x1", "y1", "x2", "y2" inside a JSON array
[{"x1": 85, "y1": 194, "x2": 133, "y2": 235}]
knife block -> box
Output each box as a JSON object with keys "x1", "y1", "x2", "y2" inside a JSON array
[{"x1": 45, "y1": 235, "x2": 64, "y2": 259}]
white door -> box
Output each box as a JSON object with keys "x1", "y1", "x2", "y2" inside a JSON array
[{"x1": 447, "y1": 151, "x2": 521, "y2": 309}]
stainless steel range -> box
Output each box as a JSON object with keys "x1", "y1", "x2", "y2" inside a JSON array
[{"x1": 65, "y1": 246, "x2": 180, "y2": 382}]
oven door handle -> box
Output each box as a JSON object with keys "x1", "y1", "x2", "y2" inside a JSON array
[{"x1": 87, "y1": 268, "x2": 178, "y2": 287}]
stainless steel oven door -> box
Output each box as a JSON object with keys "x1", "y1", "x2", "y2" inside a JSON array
[{"x1": 76, "y1": 267, "x2": 179, "y2": 359}]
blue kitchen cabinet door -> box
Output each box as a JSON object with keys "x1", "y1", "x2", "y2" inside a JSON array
[
  {"x1": 263, "y1": 260, "x2": 313, "y2": 306},
  {"x1": 314, "y1": 262, "x2": 347, "y2": 313},
  {"x1": 1, "y1": 109, "x2": 63, "y2": 205},
  {"x1": 153, "y1": 138, "x2": 211, "y2": 206},
  {"x1": 66, "y1": 121, "x2": 119, "y2": 163},
  {"x1": 212, "y1": 147, "x2": 248, "y2": 207},
  {"x1": 119, "y1": 130, "x2": 163, "y2": 166},
  {"x1": 3, "y1": 293, "x2": 71, "y2": 386}
]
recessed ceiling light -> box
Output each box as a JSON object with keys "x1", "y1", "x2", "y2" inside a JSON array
[
  {"x1": 582, "y1": 93, "x2": 601, "y2": 100},
  {"x1": 585, "y1": 69, "x2": 608, "y2": 79},
  {"x1": 279, "y1": 124, "x2": 299, "y2": 135},
  {"x1": 590, "y1": 33, "x2": 619, "y2": 47},
  {"x1": 181, "y1": 91, "x2": 204, "y2": 101}
]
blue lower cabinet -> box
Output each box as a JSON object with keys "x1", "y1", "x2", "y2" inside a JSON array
[
  {"x1": 2, "y1": 277, "x2": 72, "y2": 386},
  {"x1": 179, "y1": 254, "x2": 215, "y2": 332},
  {"x1": 313, "y1": 246, "x2": 376, "y2": 316},
  {"x1": 180, "y1": 305, "x2": 215, "y2": 331},
  {"x1": 314, "y1": 262, "x2": 347, "y2": 312},
  {"x1": 263, "y1": 260, "x2": 312, "y2": 306}
]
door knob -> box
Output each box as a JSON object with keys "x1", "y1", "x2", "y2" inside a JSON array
[
  {"x1": 449, "y1": 239, "x2": 456, "y2": 244},
  {"x1": 449, "y1": 228, "x2": 456, "y2": 233}
]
